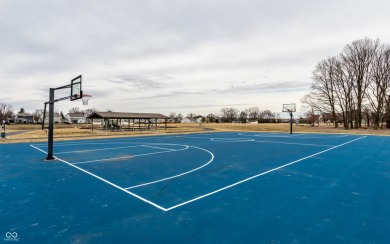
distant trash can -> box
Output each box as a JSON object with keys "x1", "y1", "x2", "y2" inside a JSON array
[{"x1": 1, "y1": 132, "x2": 5, "y2": 138}]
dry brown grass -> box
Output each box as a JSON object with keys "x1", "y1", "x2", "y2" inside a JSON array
[
  {"x1": 200, "y1": 123, "x2": 390, "y2": 136},
  {"x1": 2, "y1": 122, "x2": 389, "y2": 144}
]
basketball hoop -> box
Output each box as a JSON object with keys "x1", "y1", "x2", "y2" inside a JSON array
[
  {"x1": 82, "y1": 94, "x2": 92, "y2": 105},
  {"x1": 282, "y1": 103, "x2": 296, "y2": 134},
  {"x1": 282, "y1": 103, "x2": 296, "y2": 113}
]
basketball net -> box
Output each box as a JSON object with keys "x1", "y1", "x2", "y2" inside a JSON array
[{"x1": 82, "y1": 94, "x2": 92, "y2": 105}]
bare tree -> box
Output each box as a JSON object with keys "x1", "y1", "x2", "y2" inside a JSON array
[
  {"x1": 362, "y1": 105, "x2": 372, "y2": 127},
  {"x1": 84, "y1": 108, "x2": 98, "y2": 117},
  {"x1": 365, "y1": 43, "x2": 390, "y2": 129},
  {"x1": 386, "y1": 97, "x2": 390, "y2": 129},
  {"x1": 69, "y1": 107, "x2": 82, "y2": 114},
  {"x1": 260, "y1": 110, "x2": 275, "y2": 123},
  {"x1": 302, "y1": 38, "x2": 390, "y2": 130},
  {"x1": 33, "y1": 109, "x2": 44, "y2": 123},
  {"x1": 342, "y1": 38, "x2": 379, "y2": 128},
  {"x1": 0, "y1": 103, "x2": 13, "y2": 121},
  {"x1": 304, "y1": 108, "x2": 319, "y2": 126},
  {"x1": 206, "y1": 113, "x2": 216, "y2": 123},
  {"x1": 239, "y1": 111, "x2": 247, "y2": 123},
  {"x1": 169, "y1": 112, "x2": 176, "y2": 120},
  {"x1": 333, "y1": 57, "x2": 355, "y2": 129},
  {"x1": 220, "y1": 107, "x2": 238, "y2": 122},
  {"x1": 176, "y1": 113, "x2": 183, "y2": 121},
  {"x1": 186, "y1": 113, "x2": 197, "y2": 118},
  {"x1": 246, "y1": 107, "x2": 260, "y2": 121},
  {"x1": 302, "y1": 57, "x2": 340, "y2": 127}
]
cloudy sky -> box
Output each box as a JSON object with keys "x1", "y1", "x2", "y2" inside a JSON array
[{"x1": 1, "y1": 0, "x2": 390, "y2": 116}]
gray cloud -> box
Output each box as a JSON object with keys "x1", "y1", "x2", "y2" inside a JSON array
[
  {"x1": 219, "y1": 80, "x2": 311, "y2": 94},
  {"x1": 1, "y1": 0, "x2": 390, "y2": 114},
  {"x1": 107, "y1": 76, "x2": 167, "y2": 90}
]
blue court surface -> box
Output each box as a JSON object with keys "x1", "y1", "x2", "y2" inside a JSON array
[{"x1": 1, "y1": 132, "x2": 390, "y2": 243}]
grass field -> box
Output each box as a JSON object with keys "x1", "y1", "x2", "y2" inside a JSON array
[{"x1": 2, "y1": 122, "x2": 390, "y2": 143}]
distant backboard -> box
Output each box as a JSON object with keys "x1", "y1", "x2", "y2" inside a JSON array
[
  {"x1": 70, "y1": 75, "x2": 82, "y2": 101},
  {"x1": 282, "y1": 103, "x2": 296, "y2": 112}
]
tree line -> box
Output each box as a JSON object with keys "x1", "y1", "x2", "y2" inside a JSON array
[
  {"x1": 169, "y1": 107, "x2": 282, "y2": 123},
  {"x1": 302, "y1": 38, "x2": 390, "y2": 129},
  {"x1": 219, "y1": 107, "x2": 281, "y2": 123}
]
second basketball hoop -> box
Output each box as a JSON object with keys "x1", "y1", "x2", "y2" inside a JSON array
[{"x1": 283, "y1": 103, "x2": 296, "y2": 134}]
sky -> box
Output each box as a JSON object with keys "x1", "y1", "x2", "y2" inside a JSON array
[{"x1": 1, "y1": 0, "x2": 390, "y2": 117}]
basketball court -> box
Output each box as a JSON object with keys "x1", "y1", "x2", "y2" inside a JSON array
[{"x1": 1, "y1": 131, "x2": 389, "y2": 243}]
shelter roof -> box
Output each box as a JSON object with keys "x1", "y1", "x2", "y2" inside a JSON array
[{"x1": 87, "y1": 112, "x2": 168, "y2": 119}]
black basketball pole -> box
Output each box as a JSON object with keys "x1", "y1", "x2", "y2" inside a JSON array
[
  {"x1": 46, "y1": 88, "x2": 55, "y2": 160},
  {"x1": 43, "y1": 75, "x2": 82, "y2": 161},
  {"x1": 289, "y1": 111, "x2": 293, "y2": 134}
]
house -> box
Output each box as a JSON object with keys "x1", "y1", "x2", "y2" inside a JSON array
[
  {"x1": 14, "y1": 112, "x2": 35, "y2": 123},
  {"x1": 6, "y1": 116, "x2": 15, "y2": 124},
  {"x1": 181, "y1": 117, "x2": 203, "y2": 123},
  {"x1": 181, "y1": 117, "x2": 195, "y2": 123},
  {"x1": 66, "y1": 113, "x2": 86, "y2": 124},
  {"x1": 167, "y1": 118, "x2": 181, "y2": 123},
  {"x1": 40, "y1": 112, "x2": 63, "y2": 124}
]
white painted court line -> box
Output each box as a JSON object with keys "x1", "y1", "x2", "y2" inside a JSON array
[
  {"x1": 125, "y1": 146, "x2": 214, "y2": 189},
  {"x1": 237, "y1": 133, "x2": 306, "y2": 138},
  {"x1": 30, "y1": 145, "x2": 168, "y2": 211},
  {"x1": 294, "y1": 135, "x2": 349, "y2": 139},
  {"x1": 237, "y1": 133, "x2": 349, "y2": 139},
  {"x1": 72, "y1": 147, "x2": 188, "y2": 165},
  {"x1": 55, "y1": 145, "x2": 144, "y2": 154},
  {"x1": 164, "y1": 136, "x2": 366, "y2": 211},
  {"x1": 176, "y1": 136, "x2": 329, "y2": 146},
  {"x1": 174, "y1": 135, "x2": 216, "y2": 140},
  {"x1": 211, "y1": 138, "x2": 255, "y2": 142},
  {"x1": 31, "y1": 141, "x2": 132, "y2": 147},
  {"x1": 142, "y1": 145, "x2": 181, "y2": 151},
  {"x1": 253, "y1": 140, "x2": 333, "y2": 147},
  {"x1": 56, "y1": 144, "x2": 188, "y2": 155},
  {"x1": 32, "y1": 133, "x2": 209, "y2": 148},
  {"x1": 174, "y1": 132, "x2": 242, "y2": 140},
  {"x1": 254, "y1": 135, "x2": 304, "y2": 138},
  {"x1": 30, "y1": 135, "x2": 366, "y2": 212},
  {"x1": 31, "y1": 137, "x2": 166, "y2": 148}
]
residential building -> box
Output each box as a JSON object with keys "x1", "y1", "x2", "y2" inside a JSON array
[
  {"x1": 66, "y1": 113, "x2": 86, "y2": 124},
  {"x1": 40, "y1": 112, "x2": 63, "y2": 124},
  {"x1": 181, "y1": 117, "x2": 202, "y2": 123},
  {"x1": 14, "y1": 112, "x2": 34, "y2": 123}
]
